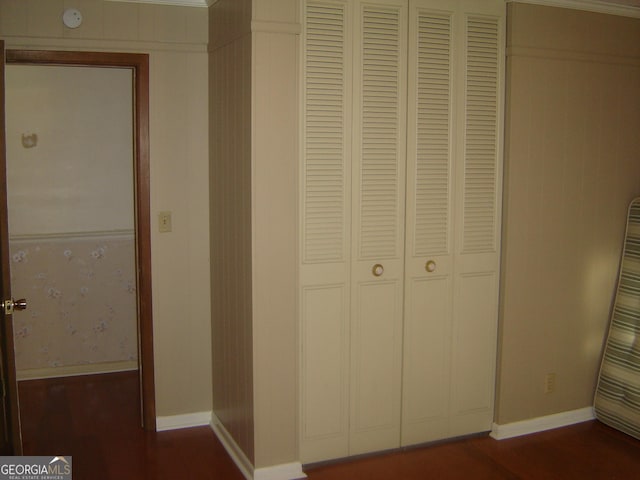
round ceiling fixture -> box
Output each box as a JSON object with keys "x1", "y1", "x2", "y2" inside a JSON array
[{"x1": 62, "y1": 8, "x2": 83, "y2": 29}]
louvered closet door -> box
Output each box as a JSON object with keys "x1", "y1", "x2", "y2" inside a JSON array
[
  {"x1": 402, "y1": 0, "x2": 456, "y2": 447},
  {"x1": 300, "y1": 0, "x2": 408, "y2": 462},
  {"x1": 402, "y1": 0, "x2": 504, "y2": 446},
  {"x1": 449, "y1": 0, "x2": 504, "y2": 437},
  {"x1": 300, "y1": 0, "x2": 352, "y2": 463},
  {"x1": 349, "y1": 0, "x2": 408, "y2": 456}
]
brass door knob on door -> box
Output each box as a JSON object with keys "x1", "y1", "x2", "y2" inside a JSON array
[
  {"x1": 2, "y1": 298, "x2": 27, "y2": 315},
  {"x1": 372, "y1": 264, "x2": 384, "y2": 277},
  {"x1": 425, "y1": 260, "x2": 436, "y2": 273}
]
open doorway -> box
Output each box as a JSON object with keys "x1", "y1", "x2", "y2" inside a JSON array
[
  {"x1": 3, "y1": 50, "x2": 155, "y2": 449},
  {"x1": 6, "y1": 63, "x2": 137, "y2": 380}
]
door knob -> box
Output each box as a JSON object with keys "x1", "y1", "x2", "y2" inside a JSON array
[
  {"x1": 2, "y1": 298, "x2": 27, "y2": 315},
  {"x1": 372, "y1": 264, "x2": 384, "y2": 277},
  {"x1": 425, "y1": 260, "x2": 436, "y2": 272}
]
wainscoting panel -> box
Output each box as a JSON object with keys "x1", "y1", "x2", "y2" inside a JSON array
[{"x1": 10, "y1": 232, "x2": 138, "y2": 377}]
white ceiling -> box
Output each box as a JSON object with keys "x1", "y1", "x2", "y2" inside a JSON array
[{"x1": 107, "y1": 0, "x2": 640, "y2": 16}]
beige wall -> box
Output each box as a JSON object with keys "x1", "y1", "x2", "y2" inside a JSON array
[
  {"x1": 496, "y1": 3, "x2": 640, "y2": 424},
  {"x1": 251, "y1": 1, "x2": 299, "y2": 468},
  {"x1": 0, "y1": 0, "x2": 212, "y2": 418},
  {"x1": 209, "y1": 0, "x2": 255, "y2": 465},
  {"x1": 6, "y1": 65, "x2": 133, "y2": 234},
  {"x1": 209, "y1": 0, "x2": 300, "y2": 469}
]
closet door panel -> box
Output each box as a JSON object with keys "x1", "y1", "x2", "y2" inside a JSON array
[
  {"x1": 300, "y1": 284, "x2": 350, "y2": 461},
  {"x1": 350, "y1": 0, "x2": 407, "y2": 455},
  {"x1": 450, "y1": 2, "x2": 504, "y2": 436},
  {"x1": 350, "y1": 277, "x2": 403, "y2": 454},
  {"x1": 402, "y1": 0, "x2": 455, "y2": 447},
  {"x1": 401, "y1": 274, "x2": 452, "y2": 445},
  {"x1": 300, "y1": 0, "x2": 352, "y2": 463},
  {"x1": 450, "y1": 271, "x2": 499, "y2": 435}
]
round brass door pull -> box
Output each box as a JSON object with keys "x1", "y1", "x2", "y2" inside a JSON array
[
  {"x1": 425, "y1": 260, "x2": 436, "y2": 272},
  {"x1": 372, "y1": 264, "x2": 384, "y2": 277}
]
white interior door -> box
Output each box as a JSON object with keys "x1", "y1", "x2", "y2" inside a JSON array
[
  {"x1": 349, "y1": 0, "x2": 407, "y2": 456},
  {"x1": 402, "y1": 0, "x2": 456, "y2": 446},
  {"x1": 300, "y1": 0, "x2": 353, "y2": 463},
  {"x1": 402, "y1": 0, "x2": 505, "y2": 446}
]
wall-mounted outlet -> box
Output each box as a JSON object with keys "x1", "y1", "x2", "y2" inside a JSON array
[
  {"x1": 544, "y1": 373, "x2": 556, "y2": 394},
  {"x1": 158, "y1": 211, "x2": 172, "y2": 233}
]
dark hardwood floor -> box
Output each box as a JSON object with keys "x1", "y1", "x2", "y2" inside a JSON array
[
  {"x1": 306, "y1": 420, "x2": 640, "y2": 479},
  {"x1": 19, "y1": 371, "x2": 244, "y2": 480},
  {"x1": 18, "y1": 372, "x2": 640, "y2": 479}
]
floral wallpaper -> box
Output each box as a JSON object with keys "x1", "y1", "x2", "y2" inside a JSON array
[{"x1": 9, "y1": 234, "x2": 138, "y2": 374}]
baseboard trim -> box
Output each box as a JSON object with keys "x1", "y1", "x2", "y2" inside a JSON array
[
  {"x1": 490, "y1": 406, "x2": 595, "y2": 440},
  {"x1": 254, "y1": 463, "x2": 307, "y2": 480},
  {"x1": 156, "y1": 411, "x2": 212, "y2": 432},
  {"x1": 17, "y1": 361, "x2": 138, "y2": 381},
  {"x1": 210, "y1": 414, "x2": 307, "y2": 480},
  {"x1": 210, "y1": 413, "x2": 254, "y2": 480}
]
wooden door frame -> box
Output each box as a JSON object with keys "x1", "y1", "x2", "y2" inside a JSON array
[
  {"x1": 0, "y1": 40, "x2": 23, "y2": 454},
  {"x1": 5, "y1": 49, "x2": 156, "y2": 430}
]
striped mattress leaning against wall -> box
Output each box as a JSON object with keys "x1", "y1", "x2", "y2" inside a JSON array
[{"x1": 595, "y1": 197, "x2": 640, "y2": 439}]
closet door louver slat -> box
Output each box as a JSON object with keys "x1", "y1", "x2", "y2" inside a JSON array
[
  {"x1": 303, "y1": 2, "x2": 349, "y2": 264},
  {"x1": 413, "y1": 12, "x2": 452, "y2": 257},
  {"x1": 358, "y1": 5, "x2": 404, "y2": 260},
  {"x1": 462, "y1": 16, "x2": 500, "y2": 254}
]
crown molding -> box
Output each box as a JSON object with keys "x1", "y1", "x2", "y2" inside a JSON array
[
  {"x1": 507, "y1": 0, "x2": 640, "y2": 18},
  {"x1": 106, "y1": 0, "x2": 220, "y2": 7}
]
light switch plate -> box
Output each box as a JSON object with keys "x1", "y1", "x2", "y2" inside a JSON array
[{"x1": 158, "y1": 211, "x2": 172, "y2": 233}]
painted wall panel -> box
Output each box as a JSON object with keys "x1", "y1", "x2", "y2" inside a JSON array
[
  {"x1": 209, "y1": 0, "x2": 255, "y2": 462},
  {"x1": 6, "y1": 65, "x2": 133, "y2": 235},
  {"x1": 251, "y1": 27, "x2": 299, "y2": 469},
  {"x1": 497, "y1": 3, "x2": 640, "y2": 425}
]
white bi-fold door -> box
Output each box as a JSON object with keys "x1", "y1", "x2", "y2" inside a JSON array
[
  {"x1": 402, "y1": 0, "x2": 504, "y2": 446},
  {"x1": 300, "y1": 0, "x2": 504, "y2": 464}
]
